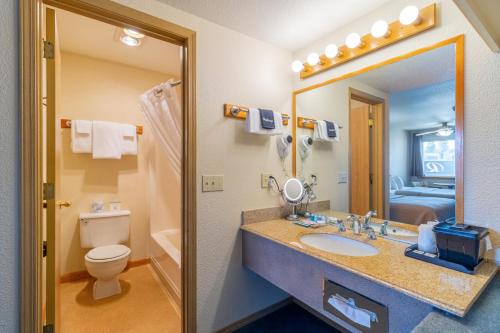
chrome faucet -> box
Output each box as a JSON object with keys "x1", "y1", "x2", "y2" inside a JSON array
[
  {"x1": 336, "y1": 219, "x2": 346, "y2": 232},
  {"x1": 363, "y1": 210, "x2": 377, "y2": 231},
  {"x1": 366, "y1": 227, "x2": 377, "y2": 240}
]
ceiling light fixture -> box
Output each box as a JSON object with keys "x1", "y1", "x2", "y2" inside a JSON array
[
  {"x1": 436, "y1": 126, "x2": 454, "y2": 137},
  {"x1": 324, "y1": 44, "x2": 341, "y2": 58},
  {"x1": 306, "y1": 53, "x2": 320, "y2": 66},
  {"x1": 291, "y1": 60, "x2": 304, "y2": 73},
  {"x1": 120, "y1": 35, "x2": 141, "y2": 47},
  {"x1": 371, "y1": 20, "x2": 390, "y2": 38},
  {"x1": 399, "y1": 5, "x2": 421, "y2": 25},
  {"x1": 345, "y1": 33, "x2": 364, "y2": 49},
  {"x1": 123, "y1": 28, "x2": 145, "y2": 39}
]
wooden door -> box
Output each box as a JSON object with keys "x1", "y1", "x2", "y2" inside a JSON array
[{"x1": 350, "y1": 104, "x2": 371, "y2": 215}]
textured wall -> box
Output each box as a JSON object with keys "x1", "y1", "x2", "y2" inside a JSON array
[
  {"x1": 293, "y1": 0, "x2": 500, "y2": 236},
  {"x1": 0, "y1": 0, "x2": 19, "y2": 331}
]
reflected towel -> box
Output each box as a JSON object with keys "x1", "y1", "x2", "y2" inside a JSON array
[
  {"x1": 314, "y1": 120, "x2": 340, "y2": 142},
  {"x1": 92, "y1": 121, "x2": 123, "y2": 159},
  {"x1": 71, "y1": 120, "x2": 92, "y2": 153}
]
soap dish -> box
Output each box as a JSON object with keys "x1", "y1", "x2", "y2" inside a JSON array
[{"x1": 404, "y1": 244, "x2": 483, "y2": 275}]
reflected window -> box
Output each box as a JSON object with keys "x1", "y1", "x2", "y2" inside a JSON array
[{"x1": 421, "y1": 140, "x2": 455, "y2": 177}]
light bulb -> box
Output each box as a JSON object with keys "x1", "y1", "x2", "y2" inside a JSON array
[
  {"x1": 123, "y1": 28, "x2": 145, "y2": 39},
  {"x1": 399, "y1": 5, "x2": 421, "y2": 25},
  {"x1": 291, "y1": 60, "x2": 304, "y2": 73},
  {"x1": 306, "y1": 52, "x2": 320, "y2": 66},
  {"x1": 345, "y1": 33, "x2": 363, "y2": 49},
  {"x1": 371, "y1": 20, "x2": 390, "y2": 38},
  {"x1": 120, "y1": 35, "x2": 141, "y2": 47},
  {"x1": 324, "y1": 44, "x2": 339, "y2": 58}
]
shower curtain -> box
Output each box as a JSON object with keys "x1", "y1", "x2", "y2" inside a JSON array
[{"x1": 139, "y1": 79, "x2": 182, "y2": 178}]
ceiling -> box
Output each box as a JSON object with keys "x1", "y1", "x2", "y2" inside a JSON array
[
  {"x1": 55, "y1": 8, "x2": 182, "y2": 75},
  {"x1": 158, "y1": 0, "x2": 391, "y2": 51},
  {"x1": 355, "y1": 44, "x2": 456, "y2": 93}
]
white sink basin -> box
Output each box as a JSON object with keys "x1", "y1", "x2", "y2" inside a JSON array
[
  {"x1": 370, "y1": 224, "x2": 418, "y2": 238},
  {"x1": 299, "y1": 233, "x2": 379, "y2": 257}
]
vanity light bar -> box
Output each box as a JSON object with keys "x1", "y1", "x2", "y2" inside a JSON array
[
  {"x1": 298, "y1": 117, "x2": 343, "y2": 130},
  {"x1": 292, "y1": 3, "x2": 436, "y2": 79},
  {"x1": 223, "y1": 104, "x2": 290, "y2": 125}
]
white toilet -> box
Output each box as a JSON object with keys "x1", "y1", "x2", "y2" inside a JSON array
[{"x1": 79, "y1": 210, "x2": 131, "y2": 300}]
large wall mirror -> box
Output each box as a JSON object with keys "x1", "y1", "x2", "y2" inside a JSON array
[{"x1": 293, "y1": 36, "x2": 464, "y2": 226}]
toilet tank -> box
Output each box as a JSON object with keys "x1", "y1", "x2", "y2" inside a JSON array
[{"x1": 79, "y1": 210, "x2": 130, "y2": 248}]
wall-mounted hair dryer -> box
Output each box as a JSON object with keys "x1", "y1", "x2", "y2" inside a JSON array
[
  {"x1": 298, "y1": 135, "x2": 313, "y2": 159},
  {"x1": 277, "y1": 134, "x2": 293, "y2": 159}
]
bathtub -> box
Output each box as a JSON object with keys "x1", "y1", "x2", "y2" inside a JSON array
[{"x1": 150, "y1": 229, "x2": 181, "y2": 304}]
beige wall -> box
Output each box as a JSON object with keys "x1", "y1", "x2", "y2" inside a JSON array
[
  {"x1": 296, "y1": 78, "x2": 387, "y2": 212},
  {"x1": 113, "y1": 1, "x2": 293, "y2": 331},
  {"x1": 56, "y1": 51, "x2": 178, "y2": 275}
]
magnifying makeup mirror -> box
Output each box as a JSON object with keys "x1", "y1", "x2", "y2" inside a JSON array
[{"x1": 282, "y1": 178, "x2": 305, "y2": 221}]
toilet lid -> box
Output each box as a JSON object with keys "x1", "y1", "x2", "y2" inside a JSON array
[{"x1": 87, "y1": 244, "x2": 130, "y2": 260}]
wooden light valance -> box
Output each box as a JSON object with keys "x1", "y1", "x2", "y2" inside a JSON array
[{"x1": 300, "y1": 4, "x2": 436, "y2": 79}]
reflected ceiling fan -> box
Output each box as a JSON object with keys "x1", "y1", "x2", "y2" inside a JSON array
[{"x1": 416, "y1": 122, "x2": 455, "y2": 137}]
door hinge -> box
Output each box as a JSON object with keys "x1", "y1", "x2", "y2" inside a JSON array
[
  {"x1": 42, "y1": 241, "x2": 47, "y2": 258},
  {"x1": 43, "y1": 40, "x2": 54, "y2": 59},
  {"x1": 368, "y1": 119, "x2": 375, "y2": 127},
  {"x1": 43, "y1": 183, "x2": 55, "y2": 200},
  {"x1": 43, "y1": 324, "x2": 54, "y2": 333}
]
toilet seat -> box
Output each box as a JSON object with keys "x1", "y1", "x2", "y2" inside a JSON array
[{"x1": 85, "y1": 244, "x2": 130, "y2": 263}]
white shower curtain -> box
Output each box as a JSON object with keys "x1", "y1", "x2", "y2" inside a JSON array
[{"x1": 139, "y1": 80, "x2": 182, "y2": 178}]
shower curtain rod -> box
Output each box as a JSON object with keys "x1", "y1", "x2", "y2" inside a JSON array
[{"x1": 154, "y1": 80, "x2": 182, "y2": 95}]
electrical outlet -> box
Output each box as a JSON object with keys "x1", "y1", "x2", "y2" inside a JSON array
[
  {"x1": 310, "y1": 173, "x2": 319, "y2": 185},
  {"x1": 202, "y1": 175, "x2": 224, "y2": 192},
  {"x1": 261, "y1": 174, "x2": 272, "y2": 188},
  {"x1": 338, "y1": 172, "x2": 348, "y2": 184}
]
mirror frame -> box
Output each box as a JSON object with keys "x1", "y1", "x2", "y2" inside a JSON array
[{"x1": 292, "y1": 35, "x2": 464, "y2": 224}]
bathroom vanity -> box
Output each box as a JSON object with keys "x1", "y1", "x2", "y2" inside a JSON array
[{"x1": 241, "y1": 211, "x2": 497, "y2": 333}]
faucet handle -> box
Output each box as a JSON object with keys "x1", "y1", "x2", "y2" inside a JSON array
[
  {"x1": 380, "y1": 220, "x2": 389, "y2": 236},
  {"x1": 336, "y1": 220, "x2": 346, "y2": 232},
  {"x1": 367, "y1": 227, "x2": 377, "y2": 240}
]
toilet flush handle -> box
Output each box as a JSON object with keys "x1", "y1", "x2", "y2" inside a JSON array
[{"x1": 56, "y1": 200, "x2": 72, "y2": 208}]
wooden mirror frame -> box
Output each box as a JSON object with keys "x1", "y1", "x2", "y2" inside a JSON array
[{"x1": 292, "y1": 35, "x2": 464, "y2": 224}]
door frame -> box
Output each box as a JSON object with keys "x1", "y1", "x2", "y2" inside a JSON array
[
  {"x1": 20, "y1": 1, "x2": 197, "y2": 332},
  {"x1": 348, "y1": 89, "x2": 386, "y2": 218}
]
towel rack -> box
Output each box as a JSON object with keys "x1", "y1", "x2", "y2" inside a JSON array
[
  {"x1": 224, "y1": 103, "x2": 289, "y2": 125},
  {"x1": 297, "y1": 116, "x2": 343, "y2": 130},
  {"x1": 153, "y1": 80, "x2": 182, "y2": 96},
  {"x1": 60, "y1": 119, "x2": 143, "y2": 135}
]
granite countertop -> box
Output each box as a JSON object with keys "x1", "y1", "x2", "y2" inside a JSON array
[{"x1": 241, "y1": 210, "x2": 498, "y2": 317}]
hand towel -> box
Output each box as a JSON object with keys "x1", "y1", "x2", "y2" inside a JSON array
[
  {"x1": 314, "y1": 120, "x2": 340, "y2": 142},
  {"x1": 92, "y1": 121, "x2": 123, "y2": 159},
  {"x1": 328, "y1": 295, "x2": 373, "y2": 328},
  {"x1": 71, "y1": 120, "x2": 92, "y2": 153},
  {"x1": 259, "y1": 109, "x2": 275, "y2": 129},
  {"x1": 245, "y1": 108, "x2": 283, "y2": 136},
  {"x1": 121, "y1": 124, "x2": 138, "y2": 155}
]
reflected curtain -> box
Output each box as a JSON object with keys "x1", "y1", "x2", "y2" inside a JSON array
[
  {"x1": 139, "y1": 80, "x2": 182, "y2": 178},
  {"x1": 410, "y1": 133, "x2": 423, "y2": 177}
]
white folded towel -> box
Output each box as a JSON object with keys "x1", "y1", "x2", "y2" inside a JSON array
[
  {"x1": 121, "y1": 124, "x2": 138, "y2": 155},
  {"x1": 71, "y1": 120, "x2": 92, "y2": 153},
  {"x1": 92, "y1": 121, "x2": 123, "y2": 159},
  {"x1": 313, "y1": 120, "x2": 340, "y2": 142},
  {"x1": 328, "y1": 295, "x2": 374, "y2": 328},
  {"x1": 244, "y1": 108, "x2": 283, "y2": 136}
]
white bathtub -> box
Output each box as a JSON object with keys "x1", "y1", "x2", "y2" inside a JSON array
[{"x1": 150, "y1": 229, "x2": 181, "y2": 302}]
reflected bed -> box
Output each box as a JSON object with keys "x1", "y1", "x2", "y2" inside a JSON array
[{"x1": 390, "y1": 194, "x2": 455, "y2": 225}]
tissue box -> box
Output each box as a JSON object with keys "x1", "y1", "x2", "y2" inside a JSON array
[{"x1": 433, "y1": 222, "x2": 489, "y2": 270}]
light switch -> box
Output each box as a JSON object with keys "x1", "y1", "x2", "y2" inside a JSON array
[
  {"x1": 338, "y1": 172, "x2": 348, "y2": 184},
  {"x1": 202, "y1": 175, "x2": 224, "y2": 192}
]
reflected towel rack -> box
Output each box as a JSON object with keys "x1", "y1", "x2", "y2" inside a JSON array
[
  {"x1": 297, "y1": 116, "x2": 343, "y2": 129},
  {"x1": 224, "y1": 103, "x2": 289, "y2": 125},
  {"x1": 60, "y1": 119, "x2": 143, "y2": 135}
]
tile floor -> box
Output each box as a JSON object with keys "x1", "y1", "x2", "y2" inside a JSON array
[{"x1": 60, "y1": 264, "x2": 180, "y2": 333}]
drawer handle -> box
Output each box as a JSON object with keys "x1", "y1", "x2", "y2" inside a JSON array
[{"x1": 328, "y1": 294, "x2": 379, "y2": 327}]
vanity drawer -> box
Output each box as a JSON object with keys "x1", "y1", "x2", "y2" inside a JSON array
[{"x1": 323, "y1": 279, "x2": 388, "y2": 333}]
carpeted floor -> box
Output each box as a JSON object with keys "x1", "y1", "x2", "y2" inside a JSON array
[{"x1": 234, "y1": 302, "x2": 341, "y2": 333}]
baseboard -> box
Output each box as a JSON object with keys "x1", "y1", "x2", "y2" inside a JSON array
[
  {"x1": 215, "y1": 297, "x2": 293, "y2": 333},
  {"x1": 60, "y1": 258, "x2": 150, "y2": 283},
  {"x1": 149, "y1": 256, "x2": 181, "y2": 310}
]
